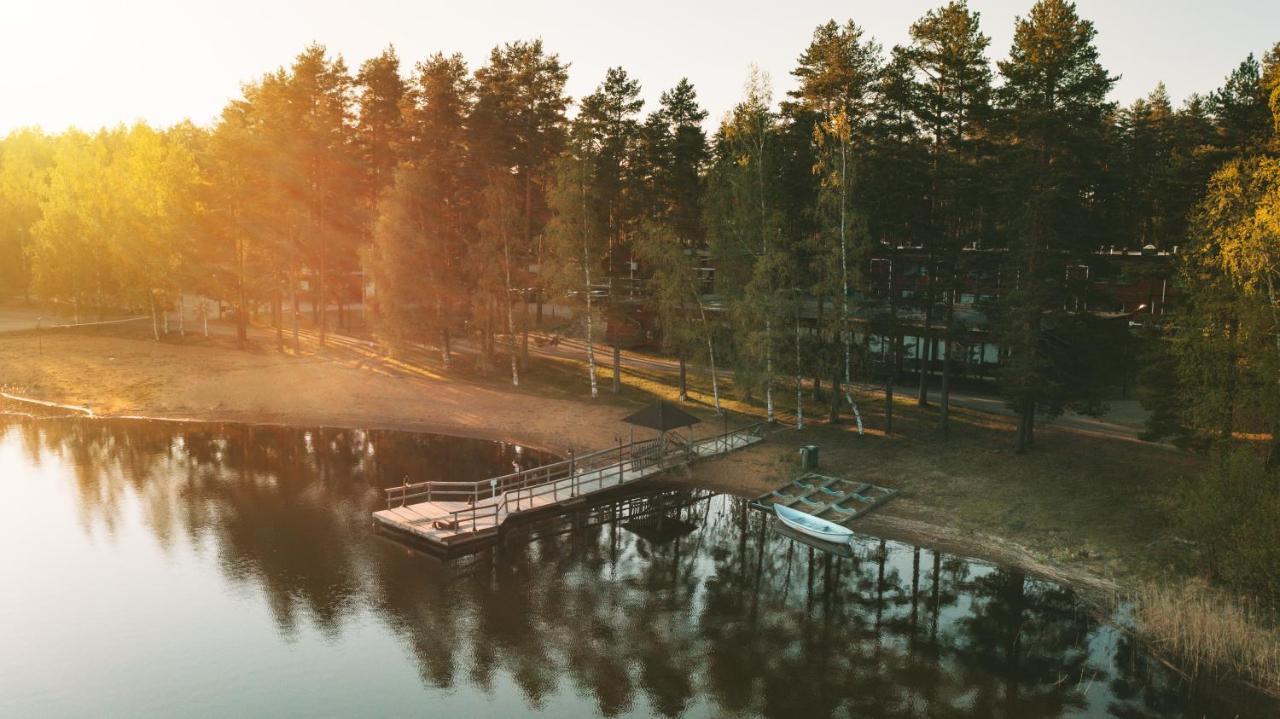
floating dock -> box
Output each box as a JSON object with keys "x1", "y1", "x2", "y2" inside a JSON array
[
  {"x1": 750, "y1": 472, "x2": 897, "y2": 525},
  {"x1": 374, "y1": 423, "x2": 766, "y2": 551}
]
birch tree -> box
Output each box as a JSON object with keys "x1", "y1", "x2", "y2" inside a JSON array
[{"x1": 545, "y1": 149, "x2": 603, "y2": 397}]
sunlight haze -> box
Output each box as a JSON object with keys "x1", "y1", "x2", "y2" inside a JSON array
[{"x1": 4, "y1": 0, "x2": 1279, "y2": 132}]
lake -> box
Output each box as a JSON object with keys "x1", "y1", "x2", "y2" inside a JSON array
[{"x1": 0, "y1": 416, "x2": 1272, "y2": 718}]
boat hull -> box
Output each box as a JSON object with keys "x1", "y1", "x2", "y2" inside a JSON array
[{"x1": 772, "y1": 503, "x2": 854, "y2": 544}]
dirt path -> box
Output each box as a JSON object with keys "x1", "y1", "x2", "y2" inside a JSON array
[{"x1": 0, "y1": 326, "x2": 653, "y2": 455}]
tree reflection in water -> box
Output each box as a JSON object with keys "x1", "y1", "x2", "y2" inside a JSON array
[{"x1": 2, "y1": 416, "x2": 1273, "y2": 718}]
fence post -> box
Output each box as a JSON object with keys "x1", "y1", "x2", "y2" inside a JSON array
[
  {"x1": 570, "y1": 449, "x2": 577, "y2": 497},
  {"x1": 618, "y1": 436, "x2": 624, "y2": 485},
  {"x1": 401, "y1": 477, "x2": 408, "y2": 507}
]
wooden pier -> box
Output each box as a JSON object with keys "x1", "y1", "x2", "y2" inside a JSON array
[{"x1": 373, "y1": 422, "x2": 766, "y2": 550}]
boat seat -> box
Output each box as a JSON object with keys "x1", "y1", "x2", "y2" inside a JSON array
[
  {"x1": 798, "y1": 496, "x2": 825, "y2": 508},
  {"x1": 819, "y1": 486, "x2": 843, "y2": 497}
]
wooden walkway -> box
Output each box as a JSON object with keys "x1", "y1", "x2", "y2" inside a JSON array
[{"x1": 374, "y1": 423, "x2": 766, "y2": 550}]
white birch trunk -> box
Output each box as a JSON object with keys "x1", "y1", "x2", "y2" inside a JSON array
[
  {"x1": 581, "y1": 173, "x2": 598, "y2": 398},
  {"x1": 840, "y1": 135, "x2": 852, "y2": 384},
  {"x1": 697, "y1": 300, "x2": 721, "y2": 414},
  {"x1": 765, "y1": 317, "x2": 774, "y2": 422},
  {"x1": 585, "y1": 284, "x2": 598, "y2": 398},
  {"x1": 503, "y1": 241, "x2": 519, "y2": 387},
  {"x1": 795, "y1": 303, "x2": 803, "y2": 430}
]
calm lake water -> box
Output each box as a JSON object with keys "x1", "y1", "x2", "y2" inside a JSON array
[{"x1": 0, "y1": 416, "x2": 1274, "y2": 718}]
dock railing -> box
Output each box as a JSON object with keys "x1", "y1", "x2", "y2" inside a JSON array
[{"x1": 383, "y1": 421, "x2": 766, "y2": 534}]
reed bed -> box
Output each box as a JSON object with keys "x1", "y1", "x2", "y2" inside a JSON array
[{"x1": 1134, "y1": 581, "x2": 1280, "y2": 695}]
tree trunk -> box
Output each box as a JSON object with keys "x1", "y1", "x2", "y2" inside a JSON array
[
  {"x1": 1015, "y1": 398, "x2": 1034, "y2": 454},
  {"x1": 611, "y1": 343, "x2": 621, "y2": 394},
  {"x1": 585, "y1": 286, "x2": 598, "y2": 398},
  {"x1": 274, "y1": 289, "x2": 283, "y2": 351},
  {"x1": 291, "y1": 263, "x2": 300, "y2": 353},
  {"x1": 236, "y1": 287, "x2": 247, "y2": 350},
  {"x1": 939, "y1": 291, "x2": 955, "y2": 434},
  {"x1": 885, "y1": 353, "x2": 895, "y2": 435},
  {"x1": 813, "y1": 295, "x2": 824, "y2": 400},
  {"x1": 886, "y1": 255, "x2": 898, "y2": 435},
  {"x1": 707, "y1": 337, "x2": 721, "y2": 414},
  {"x1": 765, "y1": 317, "x2": 774, "y2": 422},
  {"x1": 150, "y1": 294, "x2": 160, "y2": 342},
  {"x1": 918, "y1": 289, "x2": 932, "y2": 407},
  {"x1": 795, "y1": 314, "x2": 803, "y2": 431},
  {"x1": 678, "y1": 352, "x2": 688, "y2": 402},
  {"x1": 829, "y1": 367, "x2": 841, "y2": 424},
  {"x1": 521, "y1": 294, "x2": 530, "y2": 369}
]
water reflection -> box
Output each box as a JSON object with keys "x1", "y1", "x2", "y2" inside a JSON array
[{"x1": 0, "y1": 416, "x2": 1272, "y2": 718}]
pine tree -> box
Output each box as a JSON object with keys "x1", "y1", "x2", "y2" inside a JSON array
[
  {"x1": 473, "y1": 40, "x2": 570, "y2": 351},
  {"x1": 354, "y1": 46, "x2": 408, "y2": 275},
  {"x1": 860, "y1": 49, "x2": 932, "y2": 433},
  {"x1": 286, "y1": 45, "x2": 357, "y2": 347},
  {"x1": 1210, "y1": 53, "x2": 1273, "y2": 154},
  {"x1": 634, "y1": 79, "x2": 711, "y2": 400},
  {"x1": 994, "y1": 0, "x2": 1117, "y2": 453},
  {"x1": 577, "y1": 67, "x2": 645, "y2": 270},
  {"x1": 902, "y1": 0, "x2": 993, "y2": 430}
]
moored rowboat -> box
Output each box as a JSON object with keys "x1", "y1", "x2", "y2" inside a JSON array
[{"x1": 772, "y1": 503, "x2": 854, "y2": 544}]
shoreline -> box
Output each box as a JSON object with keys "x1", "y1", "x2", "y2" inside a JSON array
[{"x1": 3, "y1": 388, "x2": 1119, "y2": 600}]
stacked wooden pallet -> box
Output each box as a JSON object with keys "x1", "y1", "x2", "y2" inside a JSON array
[{"x1": 750, "y1": 472, "x2": 896, "y2": 525}]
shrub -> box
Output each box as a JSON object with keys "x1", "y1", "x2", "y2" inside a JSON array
[{"x1": 1174, "y1": 447, "x2": 1280, "y2": 599}]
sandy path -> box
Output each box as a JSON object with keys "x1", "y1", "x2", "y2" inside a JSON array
[{"x1": 0, "y1": 329, "x2": 641, "y2": 455}]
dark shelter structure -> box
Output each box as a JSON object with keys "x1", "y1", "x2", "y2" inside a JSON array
[
  {"x1": 621, "y1": 401, "x2": 701, "y2": 462},
  {"x1": 621, "y1": 400, "x2": 701, "y2": 433}
]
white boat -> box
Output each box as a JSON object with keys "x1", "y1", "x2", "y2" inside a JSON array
[{"x1": 772, "y1": 503, "x2": 855, "y2": 544}]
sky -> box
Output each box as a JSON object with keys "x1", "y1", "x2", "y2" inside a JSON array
[{"x1": 2, "y1": 0, "x2": 1277, "y2": 134}]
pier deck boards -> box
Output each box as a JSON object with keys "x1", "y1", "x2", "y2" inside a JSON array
[{"x1": 374, "y1": 423, "x2": 765, "y2": 550}]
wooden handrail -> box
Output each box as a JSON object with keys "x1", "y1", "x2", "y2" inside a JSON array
[{"x1": 384, "y1": 422, "x2": 766, "y2": 510}]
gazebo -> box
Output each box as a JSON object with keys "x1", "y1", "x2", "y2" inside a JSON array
[{"x1": 621, "y1": 400, "x2": 701, "y2": 466}]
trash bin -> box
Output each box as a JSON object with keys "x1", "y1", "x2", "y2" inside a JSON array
[{"x1": 799, "y1": 445, "x2": 819, "y2": 470}]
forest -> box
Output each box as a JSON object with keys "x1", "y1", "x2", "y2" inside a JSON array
[{"x1": 1, "y1": 2, "x2": 1278, "y2": 593}]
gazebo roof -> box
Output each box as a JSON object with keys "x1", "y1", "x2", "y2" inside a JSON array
[{"x1": 621, "y1": 401, "x2": 701, "y2": 432}]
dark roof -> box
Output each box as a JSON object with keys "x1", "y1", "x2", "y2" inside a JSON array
[{"x1": 621, "y1": 401, "x2": 701, "y2": 432}]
